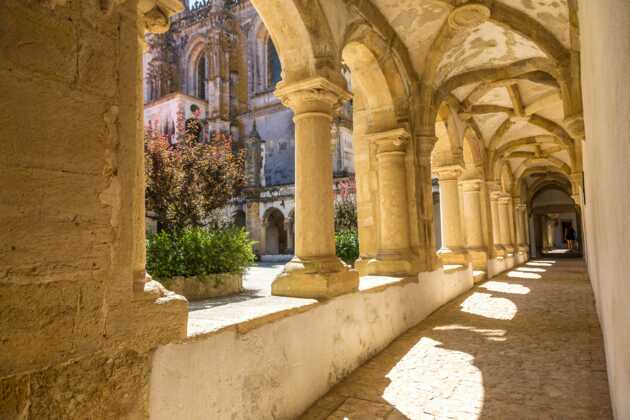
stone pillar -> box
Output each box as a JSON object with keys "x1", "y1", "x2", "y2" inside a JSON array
[
  {"x1": 435, "y1": 167, "x2": 468, "y2": 265},
  {"x1": 135, "y1": 1, "x2": 184, "y2": 294},
  {"x1": 515, "y1": 203, "x2": 528, "y2": 254},
  {"x1": 489, "y1": 190, "x2": 505, "y2": 257},
  {"x1": 285, "y1": 219, "x2": 294, "y2": 254},
  {"x1": 416, "y1": 137, "x2": 439, "y2": 271},
  {"x1": 546, "y1": 217, "x2": 556, "y2": 250},
  {"x1": 246, "y1": 200, "x2": 262, "y2": 255},
  {"x1": 498, "y1": 195, "x2": 514, "y2": 255},
  {"x1": 357, "y1": 129, "x2": 417, "y2": 275},
  {"x1": 271, "y1": 77, "x2": 358, "y2": 298},
  {"x1": 461, "y1": 179, "x2": 488, "y2": 270},
  {"x1": 508, "y1": 197, "x2": 517, "y2": 250}
]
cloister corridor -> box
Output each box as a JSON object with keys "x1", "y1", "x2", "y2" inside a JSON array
[{"x1": 302, "y1": 259, "x2": 612, "y2": 420}]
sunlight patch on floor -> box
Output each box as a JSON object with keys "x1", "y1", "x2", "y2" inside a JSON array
[
  {"x1": 480, "y1": 281, "x2": 530, "y2": 295},
  {"x1": 507, "y1": 270, "x2": 542, "y2": 279},
  {"x1": 460, "y1": 292, "x2": 517, "y2": 320},
  {"x1": 517, "y1": 266, "x2": 547, "y2": 273},
  {"x1": 527, "y1": 261, "x2": 555, "y2": 267},
  {"x1": 382, "y1": 336, "x2": 484, "y2": 418},
  {"x1": 547, "y1": 249, "x2": 571, "y2": 254}
]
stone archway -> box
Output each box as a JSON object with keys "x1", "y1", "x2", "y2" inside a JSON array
[
  {"x1": 263, "y1": 208, "x2": 287, "y2": 255},
  {"x1": 528, "y1": 185, "x2": 581, "y2": 258}
]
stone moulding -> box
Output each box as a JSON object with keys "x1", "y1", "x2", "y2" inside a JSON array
[{"x1": 159, "y1": 272, "x2": 243, "y2": 301}]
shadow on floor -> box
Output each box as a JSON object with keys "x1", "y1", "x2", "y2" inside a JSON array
[{"x1": 301, "y1": 258, "x2": 612, "y2": 419}]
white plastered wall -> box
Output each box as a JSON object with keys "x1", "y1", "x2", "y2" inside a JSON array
[
  {"x1": 150, "y1": 268, "x2": 473, "y2": 419},
  {"x1": 579, "y1": 1, "x2": 630, "y2": 417}
]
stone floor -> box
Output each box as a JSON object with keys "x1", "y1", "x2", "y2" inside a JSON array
[{"x1": 301, "y1": 259, "x2": 612, "y2": 419}]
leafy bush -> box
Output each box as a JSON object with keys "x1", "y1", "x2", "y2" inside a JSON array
[
  {"x1": 147, "y1": 227, "x2": 255, "y2": 279},
  {"x1": 336, "y1": 229, "x2": 359, "y2": 266}
]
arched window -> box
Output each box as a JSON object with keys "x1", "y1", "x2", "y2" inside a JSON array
[
  {"x1": 267, "y1": 39, "x2": 282, "y2": 88},
  {"x1": 197, "y1": 55, "x2": 207, "y2": 100}
]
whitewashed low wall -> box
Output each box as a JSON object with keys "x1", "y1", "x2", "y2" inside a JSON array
[{"x1": 149, "y1": 266, "x2": 473, "y2": 420}]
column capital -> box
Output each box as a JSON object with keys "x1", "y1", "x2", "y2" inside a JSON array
[
  {"x1": 416, "y1": 135, "x2": 437, "y2": 160},
  {"x1": 275, "y1": 77, "x2": 351, "y2": 117},
  {"x1": 486, "y1": 180, "x2": 501, "y2": 191},
  {"x1": 367, "y1": 128, "x2": 410, "y2": 155},
  {"x1": 498, "y1": 194, "x2": 512, "y2": 204},
  {"x1": 433, "y1": 165, "x2": 463, "y2": 181},
  {"x1": 460, "y1": 178, "x2": 483, "y2": 192}
]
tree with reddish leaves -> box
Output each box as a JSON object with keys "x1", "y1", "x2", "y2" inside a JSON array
[
  {"x1": 145, "y1": 119, "x2": 246, "y2": 232},
  {"x1": 334, "y1": 177, "x2": 358, "y2": 232}
]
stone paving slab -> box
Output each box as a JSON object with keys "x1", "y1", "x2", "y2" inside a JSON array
[{"x1": 300, "y1": 259, "x2": 612, "y2": 420}]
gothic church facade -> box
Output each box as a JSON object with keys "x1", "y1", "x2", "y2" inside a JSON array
[{"x1": 142, "y1": 0, "x2": 355, "y2": 256}]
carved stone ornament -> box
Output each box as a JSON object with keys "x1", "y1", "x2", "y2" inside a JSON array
[{"x1": 448, "y1": 4, "x2": 491, "y2": 30}]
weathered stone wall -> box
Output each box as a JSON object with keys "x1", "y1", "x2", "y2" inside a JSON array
[
  {"x1": 0, "y1": 1, "x2": 187, "y2": 418},
  {"x1": 579, "y1": 1, "x2": 630, "y2": 418}
]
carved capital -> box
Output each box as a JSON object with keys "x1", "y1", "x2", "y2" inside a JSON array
[
  {"x1": 275, "y1": 77, "x2": 351, "y2": 117},
  {"x1": 460, "y1": 178, "x2": 483, "y2": 192},
  {"x1": 367, "y1": 128, "x2": 410, "y2": 155},
  {"x1": 433, "y1": 165, "x2": 463, "y2": 181},
  {"x1": 416, "y1": 135, "x2": 437, "y2": 164},
  {"x1": 498, "y1": 194, "x2": 512, "y2": 205}
]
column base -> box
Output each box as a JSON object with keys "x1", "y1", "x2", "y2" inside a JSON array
[
  {"x1": 504, "y1": 245, "x2": 515, "y2": 256},
  {"x1": 271, "y1": 256, "x2": 359, "y2": 299},
  {"x1": 437, "y1": 247, "x2": 470, "y2": 266},
  {"x1": 517, "y1": 245, "x2": 529, "y2": 255},
  {"x1": 493, "y1": 245, "x2": 506, "y2": 258},
  {"x1": 467, "y1": 247, "x2": 488, "y2": 271},
  {"x1": 355, "y1": 253, "x2": 419, "y2": 277}
]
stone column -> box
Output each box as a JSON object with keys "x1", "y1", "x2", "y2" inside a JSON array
[
  {"x1": 498, "y1": 195, "x2": 514, "y2": 255},
  {"x1": 435, "y1": 167, "x2": 468, "y2": 265},
  {"x1": 508, "y1": 197, "x2": 517, "y2": 250},
  {"x1": 416, "y1": 137, "x2": 439, "y2": 271},
  {"x1": 246, "y1": 200, "x2": 262, "y2": 255},
  {"x1": 358, "y1": 129, "x2": 417, "y2": 275},
  {"x1": 523, "y1": 207, "x2": 530, "y2": 247},
  {"x1": 135, "y1": 1, "x2": 183, "y2": 294},
  {"x1": 461, "y1": 179, "x2": 488, "y2": 270},
  {"x1": 271, "y1": 77, "x2": 358, "y2": 298},
  {"x1": 259, "y1": 219, "x2": 268, "y2": 255},
  {"x1": 489, "y1": 189, "x2": 505, "y2": 257},
  {"x1": 285, "y1": 219, "x2": 294, "y2": 254},
  {"x1": 515, "y1": 203, "x2": 528, "y2": 254}
]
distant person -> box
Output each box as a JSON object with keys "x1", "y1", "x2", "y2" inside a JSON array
[
  {"x1": 566, "y1": 226, "x2": 577, "y2": 250},
  {"x1": 185, "y1": 104, "x2": 204, "y2": 143}
]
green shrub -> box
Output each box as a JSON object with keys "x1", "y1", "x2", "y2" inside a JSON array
[
  {"x1": 146, "y1": 227, "x2": 255, "y2": 279},
  {"x1": 336, "y1": 229, "x2": 359, "y2": 266}
]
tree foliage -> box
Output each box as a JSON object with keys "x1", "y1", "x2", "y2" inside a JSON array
[
  {"x1": 334, "y1": 177, "x2": 358, "y2": 232},
  {"x1": 334, "y1": 177, "x2": 359, "y2": 265},
  {"x1": 145, "y1": 115, "x2": 246, "y2": 231}
]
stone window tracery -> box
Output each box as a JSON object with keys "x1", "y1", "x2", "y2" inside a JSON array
[{"x1": 267, "y1": 38, "x2": 281, "y2": 88}]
